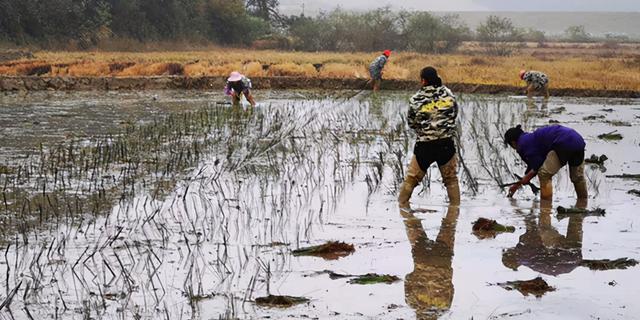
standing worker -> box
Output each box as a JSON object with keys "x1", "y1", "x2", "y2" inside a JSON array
[
  {"x1": 398, "y1": 66, "x2": 461, "y2": 210},
  {"x1": 224, "y1": 71, "x2": 256, "y2": 107},
  {"x1": 369, "y1": 50, "x2": 391, "y2": 92},
  {"x1": 520, "y1": 69, "x2": 549, "y2": 99},
  {"x1": 504, "y1": 124, "x2": 588, "y2": 200}
]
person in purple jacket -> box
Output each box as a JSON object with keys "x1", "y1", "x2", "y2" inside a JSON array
[{"x1": 504, "y1": 124, "x2": 588, "y2": 200}]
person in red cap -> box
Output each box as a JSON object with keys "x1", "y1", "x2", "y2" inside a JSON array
[
  {"x1": 224, "y1": 71, "x2": 256, "y2": 106},
  {"x1": 368, "y1": 50, "x2": 391, "y2": 91},
  {"x1": 520, "y1": 69, "x2": 549, "y2": 99}
]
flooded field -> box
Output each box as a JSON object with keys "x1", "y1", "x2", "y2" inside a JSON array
[{"x1": 0, "y1": 90, "x2": 639, "y2": 319}]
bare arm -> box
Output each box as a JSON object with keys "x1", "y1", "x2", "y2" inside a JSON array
[{"x1": 508, "y1": 169, "x2": 537, "y2": 197}]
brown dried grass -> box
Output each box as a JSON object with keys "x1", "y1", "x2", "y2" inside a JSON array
[{"x1": 0, "y1": 48, "x2": 638, "y2": 91}]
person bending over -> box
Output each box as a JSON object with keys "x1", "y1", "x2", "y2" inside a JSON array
[{"x1": 504, "y1": 124, "x2": 587, "y2": 200}]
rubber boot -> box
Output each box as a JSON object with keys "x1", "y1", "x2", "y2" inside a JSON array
[
  {"x1": 398, "y1": 156, "x2": 425, "y2": 210},
  {"x1": 439, "y1": 156, "x2": 460, "y2": 205}
]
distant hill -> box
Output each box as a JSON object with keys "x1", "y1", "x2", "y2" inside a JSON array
[
  {"x1": 438, "y1": 12, "x2": 640, "y2": 38},
  {"x1": 279, "y1": 2, "x2": 640, "y2": 39}
]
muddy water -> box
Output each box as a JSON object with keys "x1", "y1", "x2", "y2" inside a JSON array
[{"x1": 0, "y1": 91, "x2": 639, "y2": 319}]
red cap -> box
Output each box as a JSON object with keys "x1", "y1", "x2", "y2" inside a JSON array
[
  {"x1": 383, "y1": 50, "x2": 391, "y2": 57},
  {"x1": 519, "y1": 69, "x2": 526, "y2": 80}
]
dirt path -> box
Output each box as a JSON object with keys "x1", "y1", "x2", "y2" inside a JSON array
[{"x1": 1, "y1": 76, "x2": 638, "y2": 98}]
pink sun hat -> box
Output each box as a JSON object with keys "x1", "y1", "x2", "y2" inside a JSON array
[{"x1": 227, "y1": 71, "x2": 243, "y2": 82}]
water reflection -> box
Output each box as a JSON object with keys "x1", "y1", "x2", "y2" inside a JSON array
[
  {"x1": 402, "y1": 205, "x2": 459, "y2": 319},
  {"x1": 502, "y1": 199, "x2": 587, "y2": 276},
  {"x1": 525, "y1": 98, "x2": 549, "y2": 119}
]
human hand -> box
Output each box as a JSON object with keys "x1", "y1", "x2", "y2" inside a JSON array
[{"x1": 508, "y1": 183, "x2": 522, "y2": 198}]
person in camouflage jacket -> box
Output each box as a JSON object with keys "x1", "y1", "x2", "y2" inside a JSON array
[
  {"x1": 398, "y1": 67, "x2": 461, "y2": 210},
  {"x1": 520, "y1": 69, "x2": 549, "y2": 99}
]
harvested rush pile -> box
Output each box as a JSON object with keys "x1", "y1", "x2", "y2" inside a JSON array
[
  {"x1": 498, "y1": 277, "x2": 556, "y2": 297},
  {"x1": 292, "y1": 241, "x2": 356, "y2": 260}
]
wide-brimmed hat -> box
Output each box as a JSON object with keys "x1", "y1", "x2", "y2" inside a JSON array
[{"x1": 228, "y1": 71, "x2": 243, "y2": 82}]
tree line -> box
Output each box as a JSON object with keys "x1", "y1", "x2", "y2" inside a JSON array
[
  {"x1": 0, "y1": 0, "x2": 272, "y2": 48},
  {"x1": 0, "y1": 1, "x2": 615, "y2": 53}
]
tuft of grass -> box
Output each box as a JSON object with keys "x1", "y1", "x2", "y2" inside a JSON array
[
  {"x1": 597, "y1": 131, "x2": 623, "y2": 141},
  {"x1": 348, "y1": 273, "x2": 400, "y2": 285}
]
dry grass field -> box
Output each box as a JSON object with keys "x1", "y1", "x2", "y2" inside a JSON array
[{"x1": 1, "y1": 46, "x2": 639, "y2": 91}]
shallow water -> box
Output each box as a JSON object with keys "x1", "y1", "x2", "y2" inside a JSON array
[{"x1": 0, "y1": 90, "x2": 639, "y2": 319}]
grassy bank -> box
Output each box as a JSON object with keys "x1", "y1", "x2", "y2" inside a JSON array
[{"x1": 1, "y1": 48, "x2": 639, "y2": 91}]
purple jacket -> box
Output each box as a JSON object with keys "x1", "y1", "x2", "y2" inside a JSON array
[{"x1": 517, "y1": 125, "x2": 585, "y2": 171}]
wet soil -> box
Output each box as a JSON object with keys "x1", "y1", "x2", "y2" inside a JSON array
[{"x1": 1, "y1": 76, "x2": 639, "y2": 98}]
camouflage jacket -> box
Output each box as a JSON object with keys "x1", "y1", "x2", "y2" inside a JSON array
[
  {"x1": 408, "y1": 85, "x2": 458, "y2": 142},
  {"x1": 523, "y1": 71, "x2": 549, "y2": 90},
  {"x1": 368, "y1": 55, "x2": 388, "y2": 78}
]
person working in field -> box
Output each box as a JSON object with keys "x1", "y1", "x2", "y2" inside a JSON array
[
  {"x1": 504, "y1": 124, "x2": 588, "y2": 200},
  {"x1": 224, "y1": 71, "x2": 256, "y2": 106},
  {"x1": 368, "y1": 50, "x2": 391, "y2": 91},
  {"x1": 520, "y1": 69, "x2": 549, "y2": 99},
  {"x1": 398, "y1": 67, "x2": 460, "y2": 210}
]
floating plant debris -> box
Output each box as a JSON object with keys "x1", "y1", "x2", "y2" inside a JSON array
[
  {"x1": 348, "y1": 273, "x2": 401, "y2": 285},
  {"x1": 580, "y1": 258, "x2": 638, "y2": 271},
  {"x1": 497, "y1": 277, "x2": 555, "y2": 297},
  {"x1": 255, "y1": 295, "x2": 309, "y2": 308},
  {"x1": 292, "y1": 241, "x2": 355, "y2": 260}
]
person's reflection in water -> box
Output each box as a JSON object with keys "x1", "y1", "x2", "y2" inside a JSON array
[
  {"x1": 502, "y1": 199, "x2": 587, "y2": 276},
  {"x1": 402, "y1": 205, "x2": 459, "y2": 319},
  {"x1": 525, "y1": 98, "x2": 549, "y2": 119}
]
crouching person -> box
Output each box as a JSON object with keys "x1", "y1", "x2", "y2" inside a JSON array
[
  {"x1": 504, "y1": 125, "x2": 588, "y2": 200},
  {"x1": 520, "y1": 69, "x2": 549, "y2": 99},
  {"x1": 398, "y1": 67, "x2": 461, "y2": 210},
  {"x1": 224, "y1": 71, "x2": 256, "y2": 107}
]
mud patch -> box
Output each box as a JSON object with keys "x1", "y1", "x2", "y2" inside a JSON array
[
  {"x1": 628, "y1": 189, "x2": 640, "y2": 197},
  {"x1": 255, "y1": 295, "x2": 310, "y2": 308},
  {"x1": 472, "y1": 218, "x2": 516, "y2": 239},
  {"x1": 497, "y1": 277, "x2": 556, "y2": 297},
  {"x1": 292, "y1": 241, "x2": 355, "y2": 260},
  {"x1": 580, "y1": 258, "x2": 639, "y2": 271}
]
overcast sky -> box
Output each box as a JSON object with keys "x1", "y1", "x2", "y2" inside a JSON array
[{"x1": 280, "y1": 0, "x2": 640, "y2": 13}]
